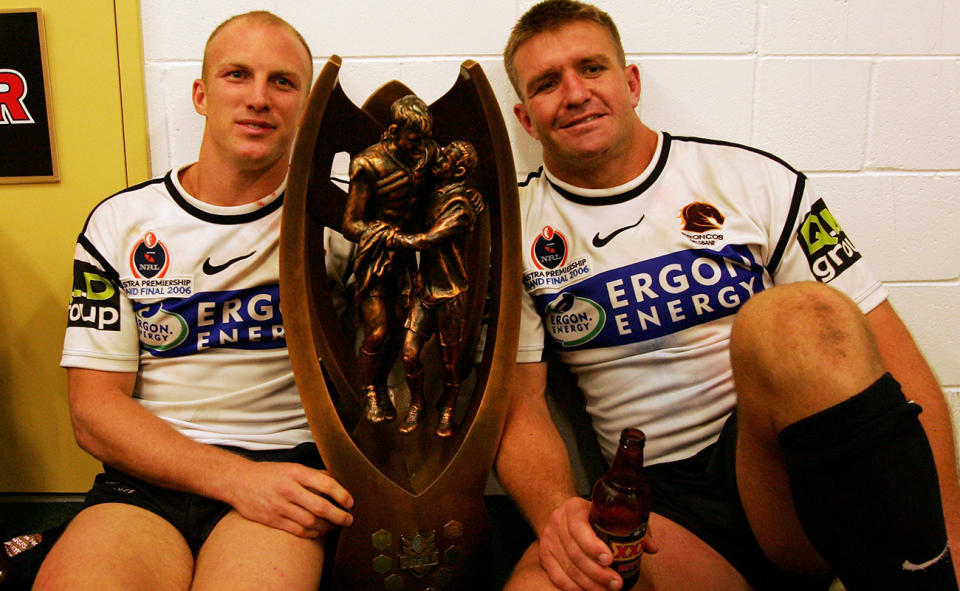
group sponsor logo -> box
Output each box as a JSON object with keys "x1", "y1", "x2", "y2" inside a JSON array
[
  {"x1": 680, "y1": 201, "x2": 725, "y2": 246},
  {"x1": 531, "y1": 226, "x2": 568, "y2": 270},
  {"x1": 67, "y1": 260, "x2": 120, "y2": 331},
  {"x1": 535, "y1": 244, "x2": 765, "y2": 350},
  {"x1": 129, "y1": 231, "x2": 169, "y2": 279},
  {"x1": 796, "y1": 199, "x2": 862, "y2": 283},
  {"x1": 134, "y1": 285, "x2": 286, "y2": 357}
]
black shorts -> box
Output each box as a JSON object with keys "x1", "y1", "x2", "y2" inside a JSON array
[
  {"x1": 83, "y1": 441, "x2": 324, "y2": 555},
  {"x1": 646, "y1": 413, "x2": 832, "y2": 591}
]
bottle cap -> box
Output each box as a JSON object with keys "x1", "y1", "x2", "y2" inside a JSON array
[{"x1": 620, "y1": 428, "x2": 645, "y2": 446}]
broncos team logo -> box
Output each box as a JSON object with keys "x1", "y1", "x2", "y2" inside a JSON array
[
  {"x1": 129, "y1": 231, "x2": 170, "y2": 279},
  {"x1": 680, "y1": 202, "x2": 725, "y2": 233},
  {"x1": 532, "y1": 226, "x2": 568, "y2": 270}
]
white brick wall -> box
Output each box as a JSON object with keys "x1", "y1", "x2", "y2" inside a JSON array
[{"x1": 139, "y1": 0, "x2": 960, "y2": 428}]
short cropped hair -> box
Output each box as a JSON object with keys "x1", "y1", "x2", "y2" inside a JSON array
[
  {"x1": 201, "y1": 11, "x2": 313, "y2": 82},
  {"x1": 504, "y1": 0, "x2": 625, "y2": 96}
]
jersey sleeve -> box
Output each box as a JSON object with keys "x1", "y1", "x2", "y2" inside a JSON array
[
  {"x1": 516, "y1": 270, "x2": 547, "y2": 363},
  {"x1": 61, "y1": 215, "x2": 141, "y2": 372},
  {"x1": 769, "y1": 177, "x2": 887, "y2": 314}
]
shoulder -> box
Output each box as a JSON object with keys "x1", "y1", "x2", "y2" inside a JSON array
[
  {"x1": 518, "y1": 167, "x2": 545, "y2": 189},
  {"x1": 667, "y1": 134, "x2": 801, "y2": 176},
  {"x1": 81, "y1": 174, "x2": 169, "y2": 233},
  {"x1": 516, "y1": 167, "x2": 546, "y2": 200}
]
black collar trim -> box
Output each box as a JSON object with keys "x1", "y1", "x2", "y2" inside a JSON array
[
  {"x1": 163, "y1": 171, "x2": 284, "y2": 225},
  {"x1": 546, "y1": 132, "x2": 672, "y2": 206}
]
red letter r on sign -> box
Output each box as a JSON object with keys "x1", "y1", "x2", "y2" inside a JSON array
[{"x1": 0, "y1": 70, "x2": 35, "y2": 124}]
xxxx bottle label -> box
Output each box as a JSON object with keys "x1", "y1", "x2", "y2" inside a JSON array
[{"x1": 592, "y1": 522, "x2": 647, "y2": 583}]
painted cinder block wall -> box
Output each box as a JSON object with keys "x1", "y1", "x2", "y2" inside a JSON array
[{"x1": 139, "y1": 0, "x2": 960, "y2": 442}]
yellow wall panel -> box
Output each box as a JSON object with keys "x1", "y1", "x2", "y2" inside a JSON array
[{"x1": 0, "y1": 0, "x2": 149, "y2": 492}]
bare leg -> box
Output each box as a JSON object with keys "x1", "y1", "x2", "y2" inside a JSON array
[
  {"x1": 504, "y1": 513, "x2": 752, "y2": 591},
  {"x1": 731, "y1": 282, "x2": 885, "y2": 574},
  {"x1": 191, "y1": 510, "x2": 325, "y2": 591},
  {"x1": 34, "y1": 504, "x2": 193, "y2": 591}
]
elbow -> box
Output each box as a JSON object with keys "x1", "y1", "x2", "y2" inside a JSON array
[
  {"x1": 67, "y1": 401, "x2": 107, "y2": 458},
  {"x1": 69, "y1": 415, "x2": 98, "y2": 456}
]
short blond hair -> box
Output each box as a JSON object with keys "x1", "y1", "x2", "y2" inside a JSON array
[
  {"x1": 201, "y1": 11, "x2": 313, "y2": 82},
  {"x1": 504, "y1": 0, "x2": 624, "y2": 97}
]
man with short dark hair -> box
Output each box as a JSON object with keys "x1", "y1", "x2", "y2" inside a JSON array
[
  {"x1": 495, "y1": 1, "x2": 960, "y2": 590},
  {"x1": 36, "y1": 12, "x2": 352, "y2": 591}
]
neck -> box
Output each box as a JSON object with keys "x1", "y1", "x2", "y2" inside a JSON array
[
  {"x1": 546, "y1": 124, "x2": 659, "y2": 190},
  {"x1": 181, "y1": 148, "x2": 288, "y2": 206}
]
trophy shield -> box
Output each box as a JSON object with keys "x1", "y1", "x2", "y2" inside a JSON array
[{"x1": 280, "y1": 56, "x2": 521, "y2": 590}]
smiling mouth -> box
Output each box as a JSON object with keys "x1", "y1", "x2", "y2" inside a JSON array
[
  {"x1": 238, "y1": 121, "x2": 275, "y2": 131},
  {"x1": 560, "y1": 114, "x2": 604, "y2": 129}
]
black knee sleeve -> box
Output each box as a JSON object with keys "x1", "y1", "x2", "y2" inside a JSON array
[{"x1": 779, "y1": 373, "x2": 958, "y2": 590}]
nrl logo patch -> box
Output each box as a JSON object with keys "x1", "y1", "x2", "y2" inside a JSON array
[
  {"x1": 130, "y1": 231, "x2": 169, "y2": 279},
  {"x1": 532, "y1": 225, "x2": 568, "y2": 270}
]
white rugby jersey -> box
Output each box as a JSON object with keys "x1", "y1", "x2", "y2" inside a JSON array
[
  {"x1": 517, "y1": 132, "x2": 887, "y2": 465},
  {"x1": 62, "y1": 166, "x2": 313, "y2": 450}
]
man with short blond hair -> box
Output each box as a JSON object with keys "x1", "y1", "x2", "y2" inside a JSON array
[
  {"x1": 36, "y1": 12, "x2": 352, "y2": 591},
  {"x1": 496, "y1": 1, "x2": 960, "y2": 590}
]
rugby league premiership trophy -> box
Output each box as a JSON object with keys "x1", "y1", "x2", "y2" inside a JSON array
[{"x1": 280, "y1": 56, "x2": 521, "y2": 590}]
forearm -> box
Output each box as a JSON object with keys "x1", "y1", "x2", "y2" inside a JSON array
[
  {"x1": 68, "y1": 369, "x2": 253, "y2": 505},
  {"x1": 496, "y1": 363, "x2": 579, "y2": 534}
]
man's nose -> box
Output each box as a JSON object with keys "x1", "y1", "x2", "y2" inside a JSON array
[
  {"x1": 562, "y1": 71, "x2": 590, "y2": 106},
  {"x1": 247, "y1": 79, "x2": 270, "y2": 110}
]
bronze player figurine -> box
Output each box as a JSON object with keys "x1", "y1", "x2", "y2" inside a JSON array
[
  {"x1": 385, "y1": 141, "x2": 485, "y2": 436},
  {"x1": 341, "y1": 95, "x2": 440, "y2": 425}
]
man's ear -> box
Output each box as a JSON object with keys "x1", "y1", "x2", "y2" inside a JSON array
[
  {"x1": 625, "y1": 64, "x2": 641, "y2": 109},
  {"x1": 514, "y1": 103, "x2": 538, "y2": 140},
  {"x1": 192, "y1": 79, "x2": 207, "y2": 116}
]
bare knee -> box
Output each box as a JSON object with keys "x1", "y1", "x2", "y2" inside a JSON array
[
  {"x1": 504, "y1": 543, "x2": 556, "y2": 590},
  {"x1": 731, "y1": 282, "x2": 886, "y2": 427}
]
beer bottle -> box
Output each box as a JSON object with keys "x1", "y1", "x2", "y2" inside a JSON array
[{"x1": 589, "y1": 428, "x2": 651, "y2": 590}]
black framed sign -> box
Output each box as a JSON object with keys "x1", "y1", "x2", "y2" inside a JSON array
[{"x1": 0, "y1": 8, "x2": 58, "y2": 183}]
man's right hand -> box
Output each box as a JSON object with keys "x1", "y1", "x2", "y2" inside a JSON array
[
  {"x1": 227, "y1": 461, "x2": 353, "y2": 538},
  {"x1": 538, "y1": 497, "x2": 658, "y2": 591}
]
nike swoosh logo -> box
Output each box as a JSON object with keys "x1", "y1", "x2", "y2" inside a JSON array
[
  {"x1": 902, "y1": 543, "x2": 949, "y2": 572},
  {"x1": 592, "y1": 215, "x2": 645, "y2": 248},
  {"x1": 202, "y1": 251, "x2": 256, "y2": 275}
]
